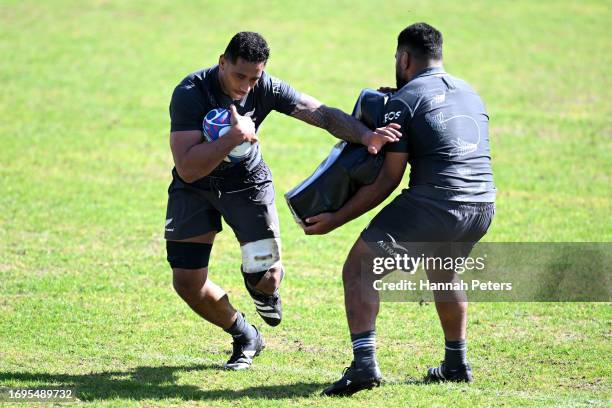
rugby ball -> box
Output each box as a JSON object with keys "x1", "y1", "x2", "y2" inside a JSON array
[{"x1": 203, "y1": 108, "x2": 253, "y2": 163}]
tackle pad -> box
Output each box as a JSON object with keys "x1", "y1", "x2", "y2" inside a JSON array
[{"x1": 285, "y1": 89, "x2": 389, "y2": 226}]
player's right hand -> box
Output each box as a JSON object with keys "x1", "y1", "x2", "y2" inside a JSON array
[
  {"x1": 302, "y1": 212, "x2": 339, "y2": 235},
  {"x1": 228, "y1": 105, "x2": 258, "y2": 145}
]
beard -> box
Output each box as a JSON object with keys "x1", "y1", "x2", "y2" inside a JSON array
[{"x1": 396, "y1": 72, "x2": 408, "y2": 90}]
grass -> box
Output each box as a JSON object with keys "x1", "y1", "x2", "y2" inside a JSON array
[{"x1": 0, "y1": 0, "x2": 610, "y2": 406}]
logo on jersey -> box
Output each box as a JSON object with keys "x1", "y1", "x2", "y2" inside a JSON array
[
  {"x1": 427, "y1": 112, "x2": 447, "y2": 132},
  {"x1": 424, "y1": 111, "x2": 481, "y2": 157},
  {"x1": 429, "y1": 93, "x2": 446, "y2": 108},
  {"x1": 384, "y1": 110, "x2": 402, "y2": 123},
  {"x1": 271, "y1": 78, "x2": 281, "y2": 95},
  {"x1": 244, "y1": 108, "x2": 257, "y2": 123}
]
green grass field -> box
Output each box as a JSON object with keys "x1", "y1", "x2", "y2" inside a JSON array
[{"x1": 1, "y1": 0, "x2": 610, "y2": 406}]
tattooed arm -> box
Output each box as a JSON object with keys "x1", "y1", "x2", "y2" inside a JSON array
[{"x1": 290, "y1": 93, "x2": 402, "y2": 154}]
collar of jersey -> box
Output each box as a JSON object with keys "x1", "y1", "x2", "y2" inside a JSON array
[{"x1": 412, "y1": 65, "x2": 446, "y2": 81}]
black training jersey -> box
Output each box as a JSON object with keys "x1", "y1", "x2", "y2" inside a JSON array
[
  {"x1": 169, "y1": 65, "x2": 300, "y2": 181},
  {"x1": 384, "y1": 66, "x2": 496, "y2": 202}
]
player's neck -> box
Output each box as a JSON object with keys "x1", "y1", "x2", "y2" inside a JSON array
[
  {"x1": 407, "y1": 60, "x2": 443, "y2": 81},
  {"x1": 424, "y1": 60, "x2": 443, "y2": 71}
]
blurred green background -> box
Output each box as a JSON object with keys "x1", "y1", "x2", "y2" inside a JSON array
[{"x1": 1, "y1": 1, "x2": 610, "y2": 406}]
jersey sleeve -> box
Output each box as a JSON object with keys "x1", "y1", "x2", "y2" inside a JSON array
[
  {"x1": 169, "y1": 85, "x2": 203, "y2": 132},
  {"x1": 381, "y1": 98, "x2": 411, "y2": 153},
  {"x1": 262, "y1": 74, "x2": 301, "y2": 115}
]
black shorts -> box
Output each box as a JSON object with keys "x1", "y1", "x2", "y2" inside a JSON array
[
  {"x1": 361, "y1": 190, "x2": 495, "y2": 258},
  {"x1": 164, "y1": 161, "x2": 279, "y2": 243}
]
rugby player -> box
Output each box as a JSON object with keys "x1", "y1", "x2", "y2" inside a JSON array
[
  {"x1": 303, "y1": 23, "x2": 496, "y2": 395},
  {"x1": 165, "y1": 32, "x2": 402, "y2": 370}
]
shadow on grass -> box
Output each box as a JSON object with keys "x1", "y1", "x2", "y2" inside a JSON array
[{"x1": 0, "y1": 364, "x2": 325, "y2": 401}]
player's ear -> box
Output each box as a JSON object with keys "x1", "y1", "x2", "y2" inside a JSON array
[
  {"x1": 401, "y1": 51, "x2": 410, "y2": 71},
  {"x1": 219, "y1": 54, "x2": 226, "y2": 70}
]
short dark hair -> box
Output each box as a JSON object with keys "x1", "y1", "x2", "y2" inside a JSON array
[
  {"x1": 397, "y1": 23, "x2": 443, "y2": 60},
  {"x1": 224, "y1": 31, "x2": 270, "y2": 64}
]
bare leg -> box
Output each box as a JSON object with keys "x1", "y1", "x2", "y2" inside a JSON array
[
  {"x1": 427, "y1": 264, "x2": 468, "y2": 341},
  {"x1": 173, "y1": 267, "x2": 237, "y2": 329},
  {"x1": 321, "y1": 238, "x2": 383, "y2": 396},
  {"x1": 170, "y1": 231, "x2": 237, "y2": 329},
  {"x1": 434, "y1": 301, "x2": 467, "y2": 341},
  {"x1": 343, "y1": 239, "x2": 380, "y2": 333}
]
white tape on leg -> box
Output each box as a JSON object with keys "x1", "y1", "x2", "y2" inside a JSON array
[{"x1": 241, "y1": 238, "x2": 282, "y2": 273}]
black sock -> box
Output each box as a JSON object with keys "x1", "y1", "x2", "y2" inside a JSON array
[
  {"x1": 351, "y1": 330, "x2": 376, "y2": 368},
  {"x1": 444, "y1": 339, "x2": 467, "y2": 370},
  {"x1": 224, "y1": 312, "x2": 257, "y2": 343}
]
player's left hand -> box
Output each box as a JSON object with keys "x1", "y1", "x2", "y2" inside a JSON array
[
  {"x1": 364, "y1": 123, "x2": 402, "y2": 154},
  {"x1": 302, "y1": 213, "x2": 339, "y2": 235}
]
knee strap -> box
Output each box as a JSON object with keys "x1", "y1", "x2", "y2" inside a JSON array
[
  {"x1": 166, "y1": 241, "x2": 212, "y2": 269},
  {"x1": 240, "y1": 238, "x2": 281, "y2": 273}
]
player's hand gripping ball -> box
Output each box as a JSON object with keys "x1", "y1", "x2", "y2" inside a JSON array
[{"x1": 203, "y1": 108, "x2": 253, "y2": 163}]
